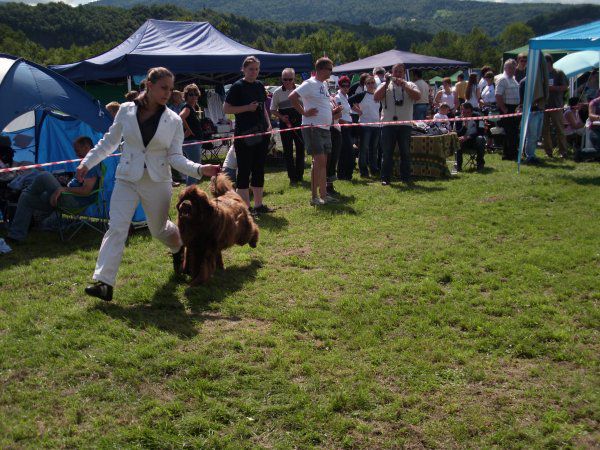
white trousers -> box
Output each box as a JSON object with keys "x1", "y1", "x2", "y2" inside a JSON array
[{"x1": 93, "y1": 170, "x2": 181, "y2": 287}]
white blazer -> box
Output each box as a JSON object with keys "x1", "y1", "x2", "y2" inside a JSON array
[{"x1": 82, "y1": 102, "x2": 202, "y2": 182}]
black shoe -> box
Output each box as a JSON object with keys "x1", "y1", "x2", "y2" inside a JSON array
[
  {"x1": 173, "y1": 247, "x2": 184, "y2": 274},
  {"x1": 253, "y1": 204, "x2": 275, "y2": 214},
  {"x1": 326, "y1": 185, "x2": 338, "y2": 196},
  {"x1": 85, "y1": 281, "x2": 113, "y2": 302}
]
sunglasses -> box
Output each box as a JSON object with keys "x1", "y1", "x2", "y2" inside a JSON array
[
  {"x1": 282, "y1": 78, "x2": 294, "y2": 81},
  {"x1": 187, "y1": 93, "x2": 199, "y2": 97}
]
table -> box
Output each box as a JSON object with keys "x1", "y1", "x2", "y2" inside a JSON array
[{"x1": 394, "y1": 132, "x2": 459, "y2": 178}]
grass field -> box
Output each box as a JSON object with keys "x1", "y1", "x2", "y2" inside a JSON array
[{"x1": 1, "y1": 155, "x2": 599, "y2": 449}]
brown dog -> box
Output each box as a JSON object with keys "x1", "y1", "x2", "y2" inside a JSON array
[{"x1": 176, "y1": 174, "x2": 259, "y2": 285}]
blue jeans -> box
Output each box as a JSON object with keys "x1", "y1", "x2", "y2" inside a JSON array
[
  {"x1": 8, "y1": 172, "x2": 79, "y2": 241},
  {"x1": 183, "y1": 142, "x2": 202, "y2": 185},
  {"x1": 381, "y1": 125, "x2": 412, "y2": 182},
  {"x1": 524, "y1": 110, "x2": 544, "y2": 160},
  {"x1": 359, "y1": 126, "x2": 380, "y2": 176},
  {"x1": 413, "y1": 103, "x2": 428, "y2": 120}
]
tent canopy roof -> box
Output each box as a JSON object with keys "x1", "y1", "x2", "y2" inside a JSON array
[
  {"x1": 49, "y1": 19, "x2": 312, "y2": 83},
  {"x1": 529, "y1": 20, "x2": 600, "y2": 51},
  {"x1": 333, "y1": 49, "x2": 470, "y2": 74},
  {"x1": 0, "y1": 54, "x2": 111, "y2": 133},
  {"x1": 503, "y1": 44, "x2": 566, "y2": 61}
]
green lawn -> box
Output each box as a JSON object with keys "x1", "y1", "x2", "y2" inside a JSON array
[{"x1": 1, "y1": 155, "x2": 599, "y2": 449}]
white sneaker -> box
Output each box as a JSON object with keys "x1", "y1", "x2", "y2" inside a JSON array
[
  {"x1": 310, "y1": 197, "x2": 325, "y2": 206},
  {"x1": 324, "y1": 195, "x2": 339, "y2": 204}
]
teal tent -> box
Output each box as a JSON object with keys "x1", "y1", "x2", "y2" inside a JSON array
[{"x1": 519, "y1": 21, "x2": 600, "y2": 168}]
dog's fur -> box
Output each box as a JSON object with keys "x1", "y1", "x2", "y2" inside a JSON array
[{"x1": 176, "y1": 174, "x2": 259, "y2": 285}]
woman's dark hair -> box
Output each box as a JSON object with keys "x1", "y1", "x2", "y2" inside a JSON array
[
  {"x1": 359, "y1": 73, "x2": 369, "y2": 86},
  {"x1": 74, "y1": 136, "x2": 94, "y2": 148},
  {"x1": 0, "y1": 136, "x2": 14, "y2": 166},
  {"x1": 568, "y1": 97, "x2": 579, "y2": 107},
  {"x1": 136, "y1": 67, "x2": 174, "y2": 109},
  {"x1": 465, "y1": 73, "x2": 478, "y2": 100},
  {"x1": 413, "y1": 69, "x2": 423, "y2": 79},
  {"x1": 125, "y1": 90, "x2": 139, "y2": 101}
]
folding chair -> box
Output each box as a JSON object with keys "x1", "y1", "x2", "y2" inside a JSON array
[{"x1": 57, "y1": 164, "x2": 108, "y2": 241}]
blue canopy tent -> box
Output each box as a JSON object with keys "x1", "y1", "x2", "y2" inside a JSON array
[
  {"x1": 50, "y1": 20, "x2": 313, "y2": 84},
  {"x1": 333, "y1": 49, "x2": 470, "y2": 75},
  {"x1": 519, "y1": 21, "x2": 600, "y2": 169},
  {"x1": 0, "y1": 54, "x2": 145, "y2": 222}
]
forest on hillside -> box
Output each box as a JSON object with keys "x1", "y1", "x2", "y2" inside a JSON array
[{"x1": 0, "y1": 2, "x2": 598, "y2": 70}]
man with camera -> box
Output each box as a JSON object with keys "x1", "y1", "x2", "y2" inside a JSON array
[{"x1": 374, "y1": 63, "x2": 421, "y2": 186}]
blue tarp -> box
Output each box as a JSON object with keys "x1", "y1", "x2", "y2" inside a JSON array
[
  {"x1": 0, "y1": 54, "x2": 145, "y2": 222},
  {"x1": 333, "y1": 49, "x2": 470, "y2": 74},
  {"x1": 520, "y1": 21, "x2": 600, "y2": 169},
  {"x1": 50, "y1": 20, "x2": 313, "y2": 83}
]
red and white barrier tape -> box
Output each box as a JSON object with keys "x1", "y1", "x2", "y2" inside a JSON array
[{"x1": 0, "y1": 107, "x2": 561, "y2": 174}]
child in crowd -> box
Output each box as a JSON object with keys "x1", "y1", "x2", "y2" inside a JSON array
[
  {"x1": 222, "y1": 144, "x2": 237, "y2": 185},
  {"x1": 434, "y1": 103, "x2": 451, "y2": 133}
]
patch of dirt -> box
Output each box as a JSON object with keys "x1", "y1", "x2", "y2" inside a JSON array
[{"x1": 481, "y1": 195, "x2": 505, "y2": 203}]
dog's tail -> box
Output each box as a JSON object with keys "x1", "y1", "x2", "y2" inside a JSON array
[{"x1": 210, "y1": 173, "x2": 234, "y2": 198}]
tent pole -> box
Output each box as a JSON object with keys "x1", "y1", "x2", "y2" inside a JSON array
[
  {"x1": 127, "y1": 76, "x2": 132, "y2": 92},
  {"x1": 569, "y1": 77, "x2": 575, "y2": 98}
]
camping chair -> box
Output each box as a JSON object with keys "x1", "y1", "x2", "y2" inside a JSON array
[{"x1": 57, "y1": 164, "x2": 108, "y2": 241}]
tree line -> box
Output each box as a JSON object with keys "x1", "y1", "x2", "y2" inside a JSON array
[{"x1": 0, "y1": 2, "x2": 598, "y2": 73}]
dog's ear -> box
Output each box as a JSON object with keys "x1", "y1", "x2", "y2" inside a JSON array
[{"x1": 190, "y1": 189, "x2": 214, "y2": 218}]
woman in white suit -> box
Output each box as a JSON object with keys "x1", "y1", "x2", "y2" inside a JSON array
[{"x1": 76, "y1": 67, "x2": 220, "y2": 301}]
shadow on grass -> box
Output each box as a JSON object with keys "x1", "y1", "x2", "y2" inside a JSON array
[
  {"x1": 560, "y1": 174, "x2": 600, "y2": 186},
  {"x1": 527, "y1": 159, "x2": 576, "y2": 170},
  {"x1": 94, "y1": 259, "x2": 262, "y2": 338},
  {"x1": 253, "y1": 213, "x2": 289, "y2": 231},
  {"x1": 0, "y1": 228, "x2": 101, "y2": 271},
  {"x1": 389, "y1": 182, "x2": 447, "y2": 193}
]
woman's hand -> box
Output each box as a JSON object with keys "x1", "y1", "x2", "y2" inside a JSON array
[
  {"x1": 201, "y1": 164, "x2": 221, "y2": 177},
  {"x1": 76, "y1": 164, "x2": 88, "y2": 183}
]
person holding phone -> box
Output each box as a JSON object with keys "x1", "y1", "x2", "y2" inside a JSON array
[
  {"x1": 224, "y1": 56, "x2": 274, "y2": 214},
  {"x1": 374, "y1": 63, "x2": 420, "y2": 186}
]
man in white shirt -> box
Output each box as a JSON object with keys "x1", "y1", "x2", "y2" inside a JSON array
[
  {"x1": 271, "y1": 68, "x2": 304, "y2": 184},
  {"x1": 412, "y1": 69, "x2": 430, "y2": 120},
  {"x1": 374, "y1": 63, "x2": 421, "y2": 185},
  {"x1": 289, "y1": 57, "x2": 343, "y2": 205}
]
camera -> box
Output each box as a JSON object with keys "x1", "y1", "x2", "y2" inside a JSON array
[{"x1": 394, "y1": 99, "x2": 404, "y2": 107}]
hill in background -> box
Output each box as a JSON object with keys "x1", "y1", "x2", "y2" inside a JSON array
[{"x1": 94, "y1": 0, "x2": 568, "y2": 36}]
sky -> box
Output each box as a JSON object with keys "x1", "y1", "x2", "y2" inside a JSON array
[{"x1": 4, "y1": 0, "x2": 600, "y2": 5}]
